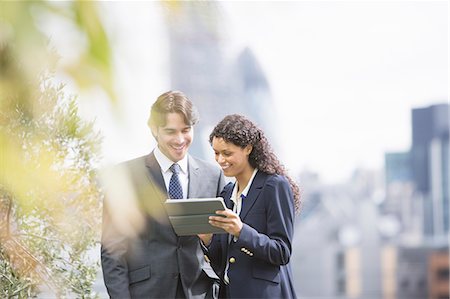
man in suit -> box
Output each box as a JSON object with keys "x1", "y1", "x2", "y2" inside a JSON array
[{"x1": 101, "y1": 90, "x2": 226, "y2": 299}]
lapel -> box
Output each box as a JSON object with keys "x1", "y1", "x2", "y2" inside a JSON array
[
  {"x1": 144, "y1": 153, "x2": 204, "y2": 200},
  {"x1": 187, "y1": 155, "x2": 199, "y2": 198},
  {"x1": 223, "y1": 183, "x2": 235, "y2": 210},
  {"x1": 239, "y1": 171, "x2": 266, "y2": 221},
  {"x1": 145, "y1": 151, "x2": 167, "y2": 204},
  {"x1": 220, "y1": 183, "x2": 235, "y2": 261}
]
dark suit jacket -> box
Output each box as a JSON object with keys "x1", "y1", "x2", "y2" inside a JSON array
[
  {"x1": 206, "y1": 171, "x2": 297, "y2": 299},
  {"x1": 101, "y1": 152, "x2": 225, "y2": 299}
]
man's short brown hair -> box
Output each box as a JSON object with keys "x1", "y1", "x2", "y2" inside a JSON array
[{"x1": 148, "y1": 90, "x2": 199, "y2": 128}]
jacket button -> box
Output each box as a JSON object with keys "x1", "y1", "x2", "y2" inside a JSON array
[{"x1": 229, "y1": 257, "x2": 236, "y2": 263}]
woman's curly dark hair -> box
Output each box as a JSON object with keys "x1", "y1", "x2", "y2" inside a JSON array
[{"x1": 209, "y1": 114, "x2": 301, "y2": 213}]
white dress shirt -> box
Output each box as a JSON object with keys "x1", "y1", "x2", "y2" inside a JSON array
[
  {"x1": 153, "y1": 147, "x2": 189, "y2": 199},
  {"x1": 230, "y1": 168, "x2": 258, "y2": 216}
]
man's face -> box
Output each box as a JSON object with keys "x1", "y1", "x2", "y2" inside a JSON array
[{"x1": 152, "y1": 112, "x2": 193, "y2": 162}]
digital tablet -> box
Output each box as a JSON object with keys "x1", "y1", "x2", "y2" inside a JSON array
[{"x1": 164, "y1": 197, "x2": 228, "y2": 236}]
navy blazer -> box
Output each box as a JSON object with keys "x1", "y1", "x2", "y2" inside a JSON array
[{"x1": 206, "y1": 171, "x2": 297, "y2": 299}]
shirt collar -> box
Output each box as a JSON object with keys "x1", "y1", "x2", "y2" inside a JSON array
[
  {"x1": 231, "y1": 168, "x2": 258, "y2": 203},
  {"x1": 153, "y1": 146, "x2": 188, "y2": 174}
]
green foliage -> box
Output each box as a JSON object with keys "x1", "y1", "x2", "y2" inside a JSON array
[
  {"x1": 0, "y1": 0, "x2": 116, "y2": 104},
  {"x1": 0, "y1": 75, "x2": 103, "y2": 297},
  {"x1": 0, "y1": 0, "x2": 112, "y2": 297}
]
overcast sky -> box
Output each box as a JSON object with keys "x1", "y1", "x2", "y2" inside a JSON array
[
  {"x1": 49, "y1": 1, "x2": 448, "y2": 184},
  {"x1": 221, "y1": 1, "x2": 448, "y2": 183}
]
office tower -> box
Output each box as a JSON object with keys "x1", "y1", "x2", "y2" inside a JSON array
[
  {"x1": 411, "y1": 103, "x2": 449, "y2": 239},
  {"x1": 162, "y1": 2, "x2": 277, "y2": 158},
  {"x1": 384, "y1": 152, "x2": 422, "y2": 242},
  {"x1": 385, "y1": 152, "x2": 412, "y2": 185}
]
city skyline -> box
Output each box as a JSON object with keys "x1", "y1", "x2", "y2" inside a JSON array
[
  {"x1": 222, "y1": 1, "x2": 448, "y2": 183},
  {"x1": 48, "y1": 1, "x2": 448, "y2": 184}
]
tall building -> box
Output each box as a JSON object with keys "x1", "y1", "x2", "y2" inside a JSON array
[
  {"x1": 385, "y1": 152, "x2": 412, "y2": 185},
  {"x1": 411, "y1": 104, "x2": 449, "y2": 193},
  {"x1": 162, "y1": 2, "x2": 278, "y2": 159},
  {"x1": 411, "y1": 103, "x2": 449, "y2": 239},
  {"x1": 384, "y1": 152, "x2": 422, "y2": 243},
  {"x1": 395, "y1": 246, "x2": 429, "y2": 299},
  {"x1": 293, "y1": 169, "x2": 385, "y2": 299}
]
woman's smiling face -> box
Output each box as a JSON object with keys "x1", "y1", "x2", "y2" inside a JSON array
[{"x1": 212, "y1": 137, "x2": 252, "y2": 178}]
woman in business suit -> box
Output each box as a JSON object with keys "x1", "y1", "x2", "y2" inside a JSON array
[{"x1": 199, "y1": 114, "x2": 301, "y2": 299}]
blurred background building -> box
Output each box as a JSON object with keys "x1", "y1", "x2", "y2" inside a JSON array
[
  {"x1": 291, "y1": 103, "x2": 449, "y2": 299},
  {"x1": 411, "y1": 104, "x2": 449, "y2": 241},
  {"x1": 164, "y1": 2, "x2": 278, "y2": 158}
]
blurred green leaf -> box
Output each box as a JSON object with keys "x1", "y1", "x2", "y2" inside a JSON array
[{"x1": 1, "y1": 0, "x2": 108, "y2": 297}]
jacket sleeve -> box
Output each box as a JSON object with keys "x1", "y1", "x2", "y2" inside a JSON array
[
  {"x1": 236, "y1": 175, "x2": 295, "y2": 266},
  {"x1": 101, "y1": 199, "x2": 131, "y2": 299}
]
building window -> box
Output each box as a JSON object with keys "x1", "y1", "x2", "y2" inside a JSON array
[
  {"x1": 437, "y1": 268, "x2": 449, "y2": 280},
  {"x1": 337, "y1": 278, "x2": 346, "y2": 294},
  {"x1": 400, "y1": 279, "x2": 409, "y2": 290}
]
